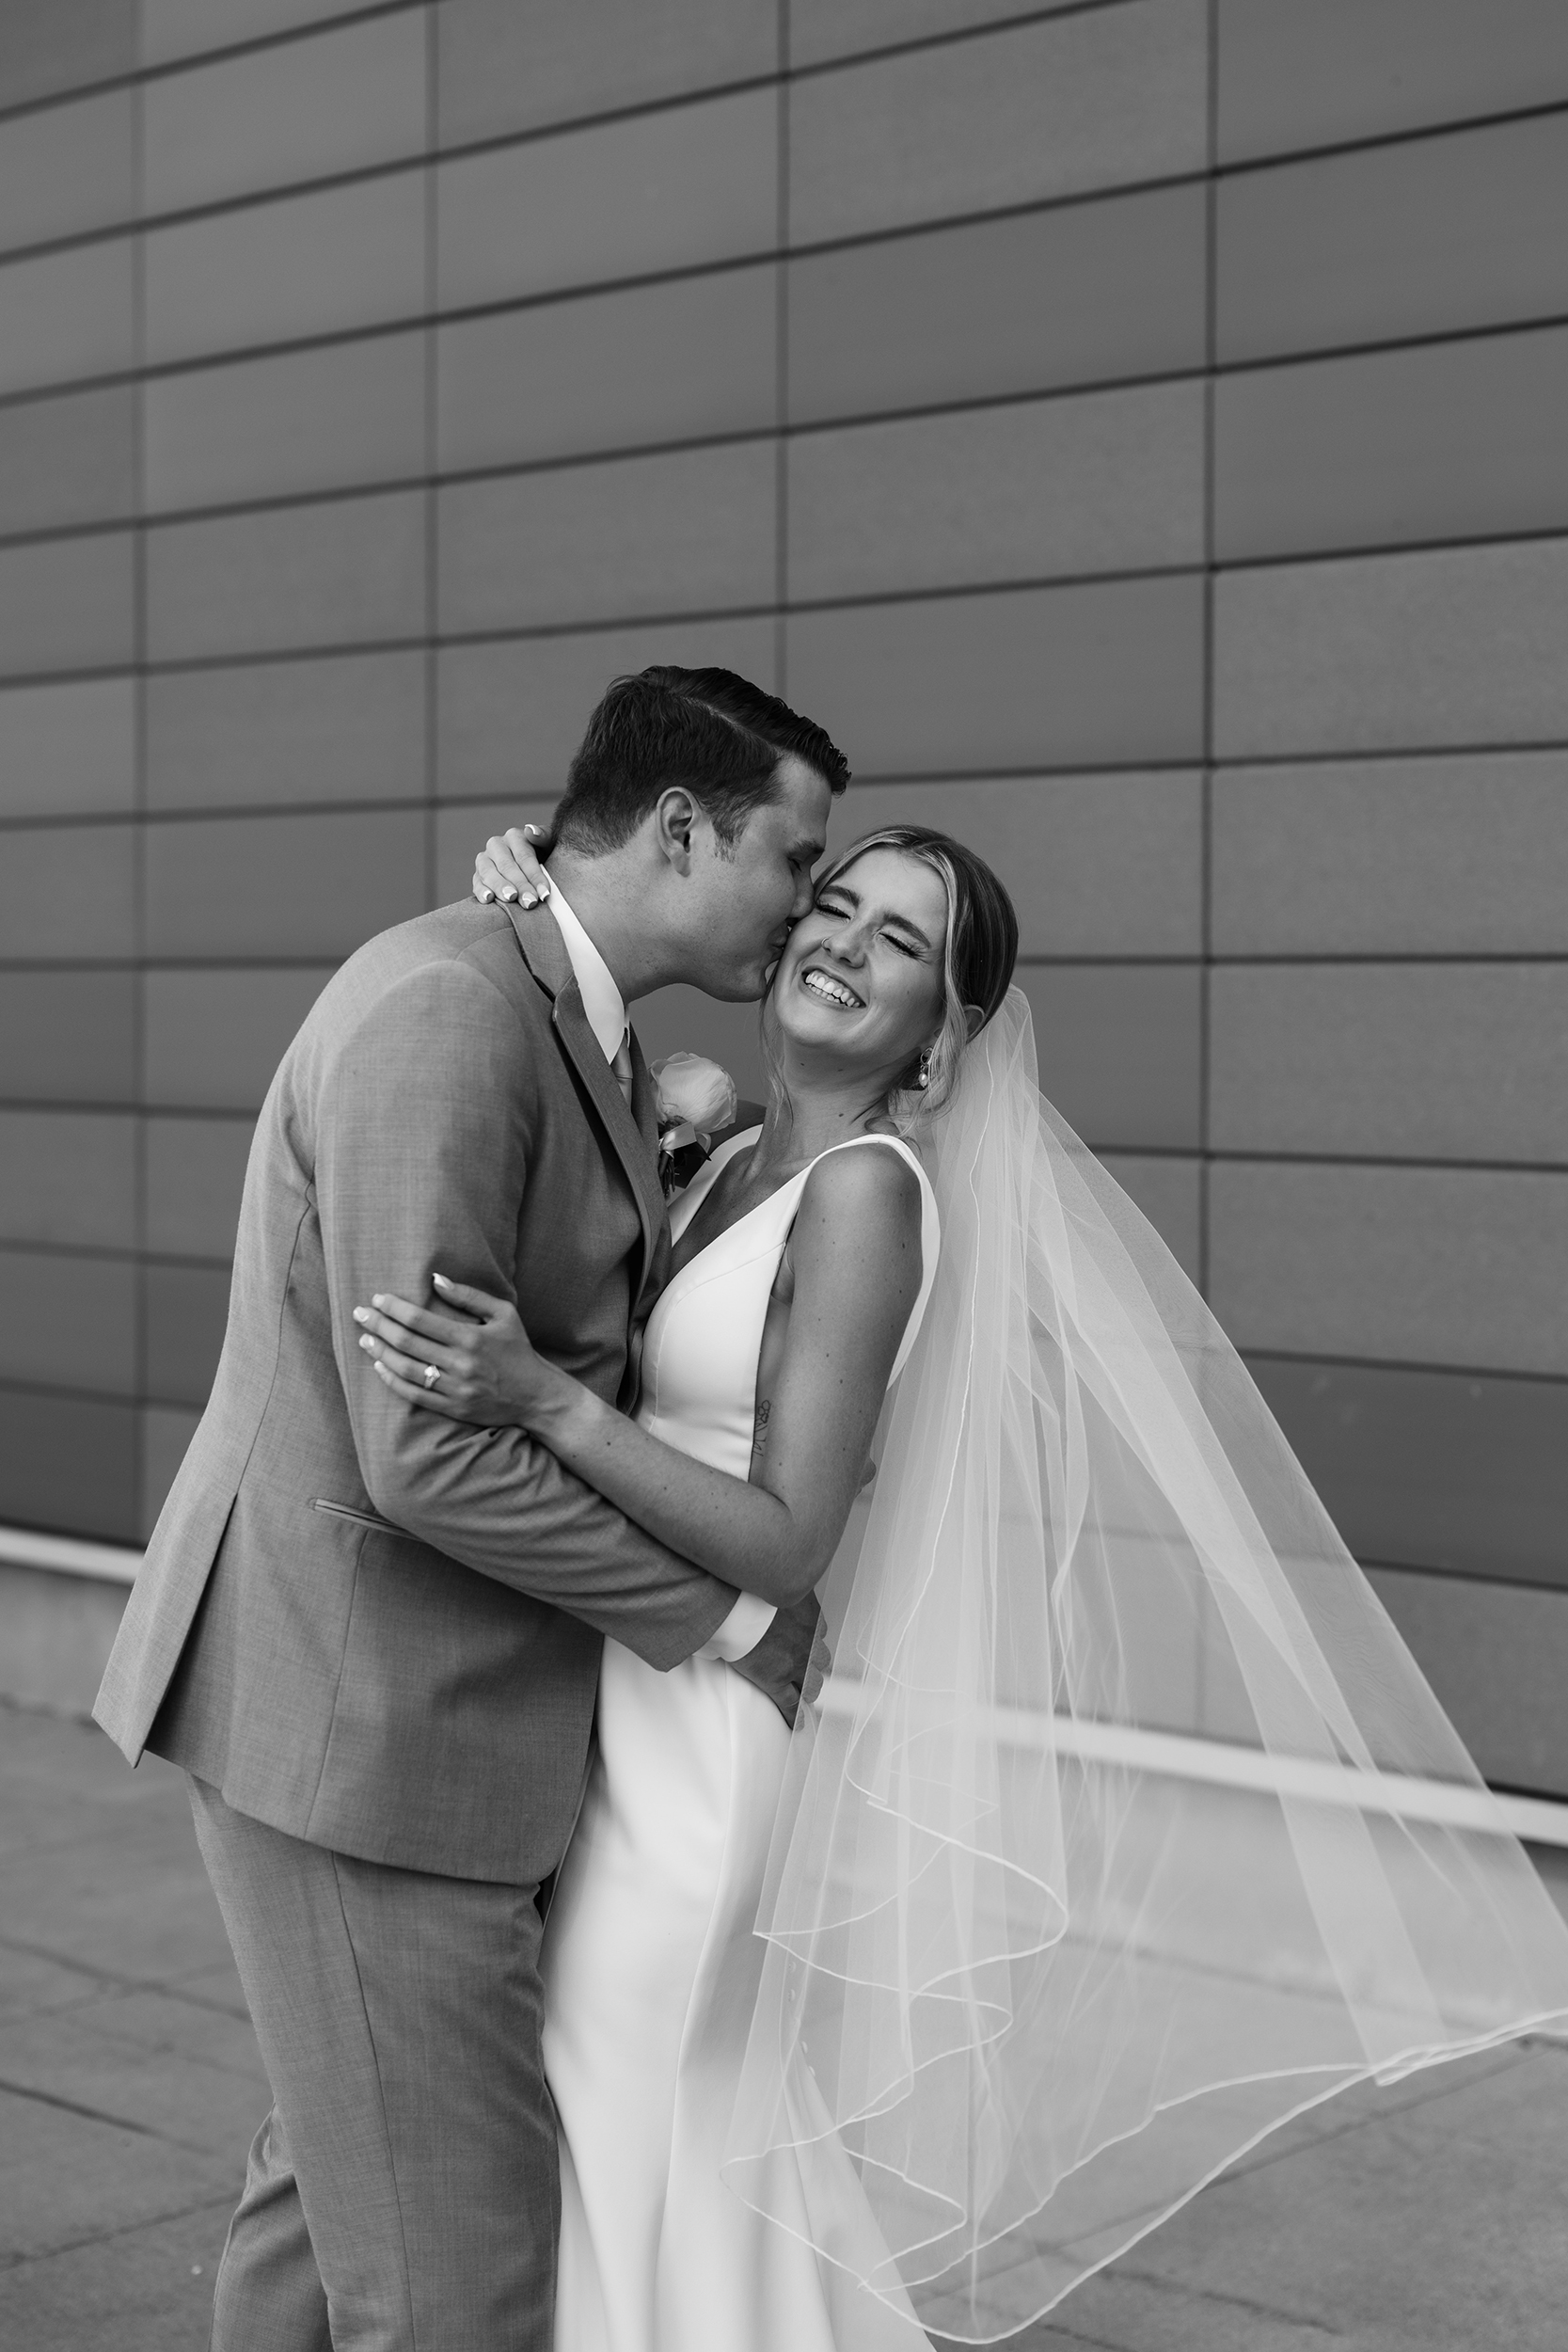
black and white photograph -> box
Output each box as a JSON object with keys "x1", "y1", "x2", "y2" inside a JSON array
[{"x1": 3, "y1": 4, "x2": 1568, "y2": 2347}]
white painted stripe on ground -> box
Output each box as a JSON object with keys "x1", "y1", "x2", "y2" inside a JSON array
[
  {"x1": 0, "y1": 1524, "x2": 141, "y2": 1585},
  {"x1": 4, "y1": 1523, "x2": 1565, "y2": 1849},
  {"x1": 816, "y1": 1681, "x2": 1568, "y2": 1850}
]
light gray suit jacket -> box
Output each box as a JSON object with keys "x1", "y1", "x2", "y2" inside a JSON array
[{"x1": 95, "y1": 898, "x2": 746, "y2": 1885}]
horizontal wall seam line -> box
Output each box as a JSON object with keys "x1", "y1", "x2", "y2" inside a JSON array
[
  {"x1": 3, "y1": 950, "x2": 1560, "y2": 978},
  {"x1": 1241, "y1": 1347, "x2": 1568, "y2": 1389},
  {"x1": 1206, "y1": 953, "x2": 1568, "y2": 968},
  {"x1": 0, "y1": 2, "x2": 420, "y2": 131},
  {"x1": 0, "y1": 1240, "x2": 232, "y2": 1269},
  {"x1": 1212, "y1": 519, "x2": 1568, "y2": 576},
  {"x1": 3, "y1": 88, "x2": 1565, "y2": 282},
  {"x1": 10, "y1": 492, "x2": 1568, "y2": 575},
  {"x1": 0, "y1": 801, "x2": 428, "y2": 830},
  {"x1": 1356, "y1": 1559, "x2": 1568, "y2": 1599},
  {"x1": 15, "y1": 291, "x2": 1568, "y2": 425},
  {"x1": 0, "y1": 1374, "x2": 140, "y2": 1408},
  {"x1": 0, "y1": 151, "x2": 1230, "y2": 304},
  {"x1": 0, "y1": 80, "x2": 790, "y2": 266},
  {"x1": 11, "y1": 507, "x2": 1568, "y2": 601},
  {"x1": 0, "y1": 956, "x2": 336, "y2": 972},
  {"x1": 0, "y1": 0, "x2": 1135, "y2": 177},
  {"x1": 0, "y1": 1104, "x2": 261, "y2": 1122},
  {"x1": 0, "y1": 3, "x2": 416, "y2": 131},
  {"x1": 0, "y1": 1099, "x2": 261, "y2": 1115},
  {"x1": 1206, "y1": 739, "x2": 1568, "y2": 770},
  {"x1": 3, "y1": 373, "x2": 1230, "y2": 535},
  {"x1": 1205, "y1": 1149, "x2": 1568, "y2": 1175},
  {"x1": 8, "y1": 0, "x2": 1549, "y2": 182},
  {"x1": 0, "y1": 766, "x2": 1216, "y2": 828},
  {"x1": 0, "y1": 1100, "x2": 143, "y2": 1116},
  {"x1": 1212, "y1": 92, "x2": 1568, "y2": 185},
  {"x1": 6, "y1": 731, "x2": 1565, "y2": 789},
  {"x1": 784, "y1": 0, "x2": 1140, "y2": 86},
  {"x1": 0, "y1": 167, "x2": 1212, "y2": 311},
  {"x1": 1212, "y1": 308, "x2": 1568, "y2": 379}
]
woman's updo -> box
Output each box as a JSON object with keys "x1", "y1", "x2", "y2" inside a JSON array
[{"x1": 815, "y1": 825, "x2": 1019, "y2": 1125}]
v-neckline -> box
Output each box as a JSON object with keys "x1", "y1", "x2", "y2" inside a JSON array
[
  {"x1": 662, "y1": 1124, "x2": 921, "y2": 1308},
  {"x1": 665, "y1": 1127, "x2": 792, "y2": 1292}
]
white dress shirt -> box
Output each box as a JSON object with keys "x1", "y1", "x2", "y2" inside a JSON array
[{"x1": 544, "y1": 881, "x2": 775, "y2": 1665}]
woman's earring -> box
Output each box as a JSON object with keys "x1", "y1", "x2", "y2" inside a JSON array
[{"x1": 917, "y1": 1051, "x2": 931, "y2": 1090}]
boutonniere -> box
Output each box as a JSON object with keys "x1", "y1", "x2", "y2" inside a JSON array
[{"x1": 652, "y1": 1052, "x2": 737, "y2": 1199}]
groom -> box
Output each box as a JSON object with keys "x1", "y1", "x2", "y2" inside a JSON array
[{"x1": 94, "y1": 668, "x2": 849, "y2": 2349}]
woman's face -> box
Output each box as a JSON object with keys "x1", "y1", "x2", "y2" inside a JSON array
[{"x1": 769, "y1": 847, "x2": 948, "y2": 1080}]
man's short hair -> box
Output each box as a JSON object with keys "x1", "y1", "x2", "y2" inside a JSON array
[{"x1": 552, "y1": 667, "x2": 850, "y2": 855}]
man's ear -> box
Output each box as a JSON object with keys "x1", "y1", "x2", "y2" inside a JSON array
[{"x1": 653, "y1": 786, "x2": 698, "y2": 870}]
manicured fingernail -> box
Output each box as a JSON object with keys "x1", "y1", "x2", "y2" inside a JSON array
[
  {"x1": 358, "y1": 1335, "x2": 375, "y2": 1351},
  {"x1": 432, "y1": 1273, "x2": 452, "y2": 1289},
  {"x1": 524, "y1": 825, "x2": 540, "y2": 836},
  {"x1": 501, "y1": 887, "x2": 517, "y2": 901},
  {"x1": 353, "y1": 1307, "x2": 369, "y2": 1323},
  {"x1": 479, "y1": 889, "x2": 494, "y2": 903},
  {"x1": 372, "y1": 1295, "x2": 386, "y2": 1307},
  {"x1": 519, "y1": 894, "x2": 535, "y2": 909},
  {"x1": 538, "y1": 881, "x2": 550, "y2": 898}
]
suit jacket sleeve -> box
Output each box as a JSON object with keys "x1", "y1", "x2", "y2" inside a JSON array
[{"x1": 314, "y1": 957, "x2": 737, "y2": 1671}]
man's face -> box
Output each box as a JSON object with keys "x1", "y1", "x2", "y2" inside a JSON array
[{"x1": 682, "y1": 755, "x2": 833, "y2": 1001}]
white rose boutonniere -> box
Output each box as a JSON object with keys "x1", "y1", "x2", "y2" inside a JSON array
[{"x1": 651, "y1": 1052, "x2": 738, "y2": 1196}]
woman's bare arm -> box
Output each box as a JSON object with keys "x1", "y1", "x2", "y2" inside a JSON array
[{"x1": 356, "y1": 1145, "x2": 923, "y2": 1606}]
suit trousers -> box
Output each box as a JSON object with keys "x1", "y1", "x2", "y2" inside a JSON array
[{"x1": 188, "y1": 1778, "x2": 558, "y2": 2351}]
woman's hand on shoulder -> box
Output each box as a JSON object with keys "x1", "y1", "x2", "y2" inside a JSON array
[{"x1": 473, "y1": 824, "x2": 553, "y2": 906}]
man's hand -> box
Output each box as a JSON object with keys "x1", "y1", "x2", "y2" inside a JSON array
[{"x1": 728, "y1": 1587, "x2": 829, "y2": 1729}]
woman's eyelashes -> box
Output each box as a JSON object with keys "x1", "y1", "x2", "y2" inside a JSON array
[{"x1": 812, "y1": 894, "x2": 922, "y2": 956}]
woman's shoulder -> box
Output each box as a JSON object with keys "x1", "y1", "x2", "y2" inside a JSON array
[{"x1": 799, "y1": 1133, "x2": 924, "y2": 1232}]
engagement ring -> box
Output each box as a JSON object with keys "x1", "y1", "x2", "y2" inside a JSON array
[{"x1": 422, "y1": 1364, "x2": 440, "y2": 1390}]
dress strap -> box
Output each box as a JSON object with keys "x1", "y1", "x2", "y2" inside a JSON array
[
  {"x1": 800, "y1": 1135, "x2": 942, "y2": 1384},
  {"x1": 672, "y1": 1129, "x2": 941, "y2": 1382}
]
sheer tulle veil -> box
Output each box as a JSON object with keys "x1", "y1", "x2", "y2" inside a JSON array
[{"x1": 722, "y1": 986, "x2": 1568, "y2": 2343}]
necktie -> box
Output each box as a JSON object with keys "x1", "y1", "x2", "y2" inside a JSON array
[{"x1": 610, "y1": 1029, "x2": 634, "y2": 1107}]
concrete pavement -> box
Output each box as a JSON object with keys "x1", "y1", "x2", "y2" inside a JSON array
[{"x1": 3, "y1": 1698, "x2": 1565, "y2": 2350}]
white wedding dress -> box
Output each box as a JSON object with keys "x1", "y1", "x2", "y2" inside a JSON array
[{"x1": 541, "y1": 1127, "x2": 940, "y2": 2352}]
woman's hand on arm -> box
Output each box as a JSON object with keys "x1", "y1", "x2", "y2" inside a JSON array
[
  {"x1": 400, "y1": 1146, "x2": 920, "y2": 1607},
  {"x1": 353, "y1": 1275, "x2": 584, "y2": 1431},
  {"x1": 473, "y1": 824, "x2": 553, "y2": 906}
]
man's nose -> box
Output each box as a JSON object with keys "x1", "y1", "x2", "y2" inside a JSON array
[{"x1": 790, "y1": 870, "x2": 815, "y2": 918}]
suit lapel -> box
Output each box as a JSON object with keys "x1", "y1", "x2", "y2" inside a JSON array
[
  {"x1": 626, "y1": 1027, "x2": 673, "y2": 1311},
  {"x1": 505, "y1": 900, "x2": 665, "y2": 1295}
]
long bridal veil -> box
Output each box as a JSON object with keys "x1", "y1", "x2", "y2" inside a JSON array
[{"x1": 723, "y1": 988, "x2": 1568, "y2": 2343}]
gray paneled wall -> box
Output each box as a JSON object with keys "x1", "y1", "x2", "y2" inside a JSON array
[{"x1": 1, "y1": 0, "x2": 1566, "y2": 1788}]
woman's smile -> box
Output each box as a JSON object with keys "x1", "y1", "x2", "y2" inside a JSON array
[{"x1": 800, "y1": 965, "x2": 864, "y2": 1010}]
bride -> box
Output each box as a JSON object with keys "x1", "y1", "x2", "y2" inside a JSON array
[{"x1": 354, "y1": 823, "x2": 1568, "y2": 2348}]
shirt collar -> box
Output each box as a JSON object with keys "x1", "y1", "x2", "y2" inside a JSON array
[{"x1": 543, "y1": 878, "x2": 626, "y2": 1065}]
